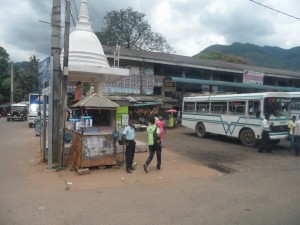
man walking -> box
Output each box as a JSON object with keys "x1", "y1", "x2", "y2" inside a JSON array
[
  {"x1": 144, "y1": 116, "x2": 162, "y2": 172},
  {"x1": 122, "y1": 119, "x2": 136, "y2": 173}
]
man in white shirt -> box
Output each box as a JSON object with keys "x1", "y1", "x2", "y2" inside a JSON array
[
  {"x1": 122, "y1": 119, "x2": 136, "y2": 173},
  {"x1": 258, "y1": 114, "x2": 273, "y2": 153}
]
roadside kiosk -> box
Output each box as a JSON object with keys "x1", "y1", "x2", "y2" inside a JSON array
[{"x1": 67, "y1": 93, "x2": 120, "y2": 170}]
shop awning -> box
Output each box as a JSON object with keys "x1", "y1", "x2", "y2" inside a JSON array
[
  {"x1": 131, "y1": 102, "x2": 161, "y2": 107},
  {"x1": 171, "y1": 77, "x2": 300, "y2": 92}
]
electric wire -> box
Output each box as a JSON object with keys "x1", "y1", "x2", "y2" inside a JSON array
[
  {"x1": 87, "y1": 1, "x2": 106, "y2": 31},
  {"x1": 70, "y1": 0, "x2": 78, "y2": 27},
  {"x1": 249, "y1": 0, "x2": 300, "y2": 21}
]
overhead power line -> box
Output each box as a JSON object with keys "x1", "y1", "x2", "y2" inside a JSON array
[
  {"x1": 249, "y1": 0, "x2": 300, "y2": 21},
  {"x1": 87, "y1": 1, "x2": 106, "y2": 29}
]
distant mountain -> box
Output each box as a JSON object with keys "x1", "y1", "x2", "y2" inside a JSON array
[{"x1": 195, "y1": 42, "x2": 300, "y2": 72}]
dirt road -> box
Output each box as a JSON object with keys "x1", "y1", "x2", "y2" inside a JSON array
[{"x1": 1, "y1": 118, "x2": 300, "y2": 225}]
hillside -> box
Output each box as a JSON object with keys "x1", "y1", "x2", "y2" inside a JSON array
[{"x1": 195, "y1": 42, "x2": 300, "y2": 72}]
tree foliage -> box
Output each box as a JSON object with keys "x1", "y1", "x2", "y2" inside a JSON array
[
  {"x1": 197, "y1": 50, "x2": 249, "y2": 65},
  {"x1": 0, "y1": 46, "x2": 40, "y2": 104},
  {"x1": 96, "y1": 7, "x2": 173, "y2": 53},
  {"x1": 0, "y1": 46, "x2": 10, "y2": 103},
  {"x1": 28, "y1": 55, "x2": 39, "y2": 93},
  {"x1": 196, "y1": 43, "x2": 300, "y2": 71}
]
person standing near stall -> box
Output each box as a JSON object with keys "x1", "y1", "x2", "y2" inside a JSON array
[
  {"x1": 74, "y1": 81, "x2": 84, "y2": 101},
  {"x1": 121, "y1": 119, "x2": 136, "y2": 173}
]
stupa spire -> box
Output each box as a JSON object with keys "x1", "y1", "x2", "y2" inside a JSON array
[{"x1": 76, "y1": 0, "x2": 92, "y2": 32}]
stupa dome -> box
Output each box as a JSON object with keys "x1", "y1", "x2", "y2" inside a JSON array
[
  {"x1": 60, "y1": 0, "x2": 129, "y2": 94},
  {"x1": 61, "y1": 0, "x2": 109, "y2": 68}
]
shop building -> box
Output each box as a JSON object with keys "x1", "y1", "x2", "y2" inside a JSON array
[{"x1": 102, "y1": 45, "x2": 300, "y2": 107}]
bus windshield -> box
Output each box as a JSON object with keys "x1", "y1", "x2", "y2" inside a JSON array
[{"x1": 264, "y1": 97, "x2": 290, "y2": 116}]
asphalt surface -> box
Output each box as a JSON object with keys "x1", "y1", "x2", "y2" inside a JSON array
[{"x1": 1, "y1": 118, "x2": 300, "y2": 225}]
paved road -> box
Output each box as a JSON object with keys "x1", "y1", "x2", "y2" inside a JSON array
[{"x1": 1, "y1": 118, "x2": 300, "y2": 225}]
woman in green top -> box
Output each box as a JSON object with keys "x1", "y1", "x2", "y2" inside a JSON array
[{"x1": 144, "y1": 116, "x2": 162, "y2": 172}]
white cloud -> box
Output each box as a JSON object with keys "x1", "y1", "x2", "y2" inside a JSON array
[{"x1": 0, "y1": 0, "x2": 299, "y2": 62}]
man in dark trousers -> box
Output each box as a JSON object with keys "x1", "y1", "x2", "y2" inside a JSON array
[
  {"x1": 143, "y1": 116, "x2": 162, "y2": 172},
  {"x1": 122, "y1": 119, "x2": 136, "y2": 173},
  {"x1": 258, "y1": 113, "x2": 274, "y2": 153}
]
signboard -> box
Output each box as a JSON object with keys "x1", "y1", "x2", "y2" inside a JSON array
[
  {"x1": 212, "y1": 86, "x2": 218, "y2": 93},
  {"x1": 154, "y1": 76, "x2": 164, "y2": 87},
  {"x1": 38, "y1": 56, "x2": 53, "y2": 85},
  {"x1": 164, "y1": 81, "x2": 176, "y2": 92},
  {"x1": 42, "y1": 87, "x2": 51, "y2": 95},
  {"x1": 116, "y1": 107, "x2": 128, "y2": 131},
  {"x1": 202, "y1": 85, "x2": 209, "y2": 92},
  {"x1": 122, "y1": 114, "x2": 129, "y2": 126},
  {"x1": 104, "y1": 66, "x2": 154, "y2": 95},
  {"x1": 243, "y1": 70, "x2": 264, "y2": 85},
  {"x1": 29, "y1": 94, "x2": 49, "y2": 105}
]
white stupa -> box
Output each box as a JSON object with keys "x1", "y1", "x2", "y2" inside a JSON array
[{"x1": 60, "y1": 0, "x2": 129, "y2": 95}]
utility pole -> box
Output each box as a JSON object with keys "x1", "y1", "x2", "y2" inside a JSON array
[
  {"x1": 58, "y1": 0, "x2": 71, "y2": 167},
  {"x1": 10, "y1": 62, "x2": 13, "y2": 104},
  {"x1": 51, "y1": 0, "x2": 61, "y2": 165}
]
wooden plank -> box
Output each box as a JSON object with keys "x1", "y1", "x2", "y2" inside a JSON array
[{"x1": 81, "y1": 155, "x2": 117, "y2": 168}]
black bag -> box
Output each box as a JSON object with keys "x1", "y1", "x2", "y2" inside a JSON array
[{"x1": 153, "y1": 127, "x2": 161, "y2": 146}]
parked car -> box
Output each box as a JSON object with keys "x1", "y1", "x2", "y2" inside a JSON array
[{"x1": 7, "y1": 103, "x2": 28, "y2": 121}]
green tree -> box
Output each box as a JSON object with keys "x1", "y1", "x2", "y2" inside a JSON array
[
  {"x1": 0, "y1": 46, "x2": 10, "y2": 103},
  {"x1": 197, "y1": 50, "x2": 223, "y2": 60},
  {"x1": 28, "y1": 55, "x2": 39, "y2": 93},
  {"x1": 96, "y1": 7, "x2": 173, "y2": 53},
  {"x1": 0, "y1": 77, "x2": 11, "y2": 102},
  {"x1": 13, "y1": 64, "x2": 35, "y2": 102},
  {"x1": 197, "y1": 50, "x2": 249, "y2": 65}
]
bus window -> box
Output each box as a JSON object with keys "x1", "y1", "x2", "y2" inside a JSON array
[
  {"x1": 211, "y1": 102, "x2": 227, "y2": 114},
  {"x1": 291, "y1": 102, "x2": 300, "y2": 110},
  {"x1": 264, "y1": 97, "x2": 290, "y2": 116},
  {"x1": 184, "y1": 102, "x2": 196, "y2": 113},
  {"x1": 248, "y1": 100, "x2": 260, "y2": 116},
  {"x1": 196, "y1": 102, "x2": 209, "y2": 112},
  {"x1": 229, "y1": 101, "x2": 246, "y2": 115}
]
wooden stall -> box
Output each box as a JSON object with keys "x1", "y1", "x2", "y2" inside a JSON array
[{"x1": 67, "y1": 93, "x2": 120, "y2": 170}]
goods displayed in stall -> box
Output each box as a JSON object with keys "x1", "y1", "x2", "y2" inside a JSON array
[{"x1": 67, "y1": 94, "x2": 120, "y2": 170}]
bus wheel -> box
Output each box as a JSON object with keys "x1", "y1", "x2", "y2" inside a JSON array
[
  {"x1": 196, "y1": 123, "x2": 206, "y2": 138},
  {"x1": 240, "y1": 129, "x2": 257, "y2": 147}
]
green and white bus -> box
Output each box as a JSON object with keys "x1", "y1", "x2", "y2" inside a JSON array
[
  {"x1": 288, "y1": 92, "x2": 300, "y2": 120},
  {"x1": 182, "y1": 92, "x2": 291, "y2": 147}
]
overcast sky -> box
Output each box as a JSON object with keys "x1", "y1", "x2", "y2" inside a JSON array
[{"x1": 1, "y1": 0, "x2": 300, "y2": 62}]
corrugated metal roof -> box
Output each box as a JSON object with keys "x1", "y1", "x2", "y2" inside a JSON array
[
  {"x1": 70, "y1": 93, "x2": 119, "y2": 109},
  {"x1": 105, "y1": 95, "x2": 178, "y2": 103},
  {"x1": 103, "y1": 45, "x2": 300, "y2": 78},
  {"x1": 172, "y1": 77, "x2": 300, "y2": 92}
]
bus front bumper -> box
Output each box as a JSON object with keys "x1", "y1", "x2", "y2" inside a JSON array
[{"x1": 269, "y1": 132, "x2": 288, "y2": 140}]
